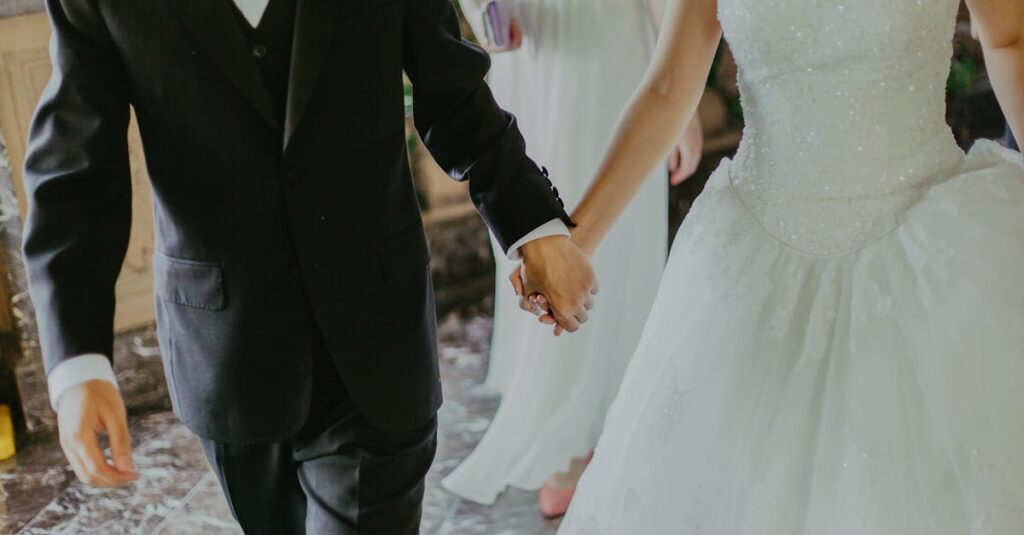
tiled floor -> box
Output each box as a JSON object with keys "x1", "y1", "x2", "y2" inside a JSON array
[{"x1": 1, "y1": 310, "x2": 562, "y2": 534}]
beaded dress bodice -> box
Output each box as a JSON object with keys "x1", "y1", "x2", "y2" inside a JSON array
[{"x1": 718, "y1": 0, "x2": 966, "y2": 255}]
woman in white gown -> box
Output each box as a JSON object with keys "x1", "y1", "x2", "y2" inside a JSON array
[
  {"x1": 444, "y1": 0, "x2": 704, "y2": 516},
  {"x1": 546, "y1": 0, "x2": 1024, "y2": 532}
]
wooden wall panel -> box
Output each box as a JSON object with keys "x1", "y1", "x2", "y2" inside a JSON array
[{"x1": 0, "y1": 12, "x2": 155, "y2": 332}]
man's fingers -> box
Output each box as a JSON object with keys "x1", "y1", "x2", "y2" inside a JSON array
[
  {"x1": 81, "y1": 438, "x2": 128, "y2": 484},
  {"x1": 61, "y1": 427, "x2": 117, "y2": 487},
  {"x1": 104, "y1": 410, "x2": 137, "y2": 477},
  {"x1": 74, "y1": 424, "x2": 135, "y2": 487},
  {"x1": 668, "y1": 147, "x2": 681, "y2": 172},
  {"x1": 55, "y1": 381, "x2": 138, "y2": 488},
  {"x1": 72, "y1": 440, "x2": 120, "y2": 487},
  {"x1": 65, "y1": 449, "x2": 97, "y2": 486},
  {"x1": 584, "y1": 294, "x2": 594, "y2": 311},
  {"x1": 59, "y1": 436, "x2": 88, "y2": 482}
]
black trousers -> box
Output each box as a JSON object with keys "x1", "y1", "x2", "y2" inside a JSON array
[{"x1": 198, "y1": 331, "x2": 438, "y2": 534}]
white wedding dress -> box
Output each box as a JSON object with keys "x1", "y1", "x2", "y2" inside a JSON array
[
  {"x1": 560, "y1": 1, "x2": 1024, "y2": 533},
  {"x1": 443, "y1": 0, "x2": 668, "y2": 505}
]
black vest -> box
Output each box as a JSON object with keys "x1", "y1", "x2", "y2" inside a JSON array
[{"x1": 232, "y1": 0, "x2": 297, "y2": 122}]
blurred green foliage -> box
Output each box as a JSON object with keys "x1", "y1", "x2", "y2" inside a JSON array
[{"x1": 948, "y1": 56, "x2": 978, "y2": 97}]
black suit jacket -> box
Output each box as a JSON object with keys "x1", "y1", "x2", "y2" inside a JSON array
[{"x1": 23, "y1": 0, "x2": 570, "y2": 442}]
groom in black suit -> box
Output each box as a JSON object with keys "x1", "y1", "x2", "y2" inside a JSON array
[{"x1": 21, "y1": 0, "x2": 597, "y2": 532}]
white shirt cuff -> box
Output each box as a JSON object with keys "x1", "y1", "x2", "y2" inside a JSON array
[
  {"x1": 506, "y1": 218, "x2": 572, "y2": 260},
  {"x1": 47, "y1": 354, "x2": 118, "y2": 411}
]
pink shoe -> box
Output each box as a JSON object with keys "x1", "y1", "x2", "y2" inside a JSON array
[{"x1": 538, "y1": 482, "x2": 577, "y2": 519}]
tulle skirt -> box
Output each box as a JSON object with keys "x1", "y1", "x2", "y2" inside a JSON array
[{"x1": 560, "y1": 140, "x2": 1024, "y2": 534}]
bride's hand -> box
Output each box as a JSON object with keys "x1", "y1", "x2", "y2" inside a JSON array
[
  {"x1": 668, "y1": 116, "x2": 704, "y2": 185},
  {"x1": 482, "y1": 18, "x2": 524, "y2": 53}
]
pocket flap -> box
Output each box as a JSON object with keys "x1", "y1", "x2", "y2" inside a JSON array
[
  {"x1": 153, "y1": 253, "x2": 226, "y2": 310},
  {"x1": 378, "y1": 219, "x2": 431, "y2": 281}
]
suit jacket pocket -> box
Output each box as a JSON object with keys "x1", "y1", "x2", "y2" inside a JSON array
[
  {"x1": 378, "y1": 219, "x2": 431, "y2": 285},
  {"x1": 153, "y1": 253, "x2": 226, "y2": 310}
]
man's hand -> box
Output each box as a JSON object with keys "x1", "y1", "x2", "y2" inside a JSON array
[
  {"x1": 56, "y1": 380, "x2": 138, "y2": 487},
  {"x1": 515, "y1": 236, "x2": 598, "y2": 335},
  {"x1": 668, "y1": 116, "x2": 704, "y2": 185}
]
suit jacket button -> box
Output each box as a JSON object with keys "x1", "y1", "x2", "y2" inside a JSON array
[{"x1": 252, "y1": 44, "x2": 268, "y2": 59}]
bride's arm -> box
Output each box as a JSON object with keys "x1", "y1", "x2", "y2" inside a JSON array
[
  {"x1": 647, "y1": 0, "x2": 668, "y2": 28},
  {"x1": 648, "y1": 0, "x2": 706, "y2": 184},
  {"x1": 968, "y1": 0, "x2": 1024, "y2": 145},
  {"x1": 571, "y1": 0, "x2": 720, "y2": 254}
]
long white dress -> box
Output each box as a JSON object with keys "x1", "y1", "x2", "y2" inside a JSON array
[
  {"x1": 560, "y1": 1, "x2": 1024, "y2": 533},
  {"x1": 443, "y1": 0, "x2": 668, "y2": 505}
]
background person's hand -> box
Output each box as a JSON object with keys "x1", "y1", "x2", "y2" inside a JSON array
[
  {"x1": 482, "y1": 18, "x2": 524, "y2": 53},
  {"x1": 56, "y1": 379, "x2": 138, "y2": 488},
  {"x1": 668, "y1": 116, "x2": 704, "y2": 185}
]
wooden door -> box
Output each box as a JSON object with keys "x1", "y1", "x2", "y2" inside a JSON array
[{"x1": 0, "y1": 12, "x2": 155, "y2": 332}]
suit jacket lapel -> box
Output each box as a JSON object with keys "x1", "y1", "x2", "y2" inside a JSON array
[
  {"x1": 284, "y1": 0, "x2": 340, "y2": 150},
  {"x1": 172, "y1": 0, "x2": 283, "y2": 134}
]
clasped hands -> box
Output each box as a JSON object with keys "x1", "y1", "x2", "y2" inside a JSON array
[{"x1": 513, "y1": 235, "x2": 598, "y2": 336}]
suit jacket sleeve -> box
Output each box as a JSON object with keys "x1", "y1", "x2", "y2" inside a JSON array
[
  {"x1": 22, "y1": 0, "x2": 132, "y2": 373},
  {"x1": 401, "y1": 0, "x2": 574, "y2": 252}
]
